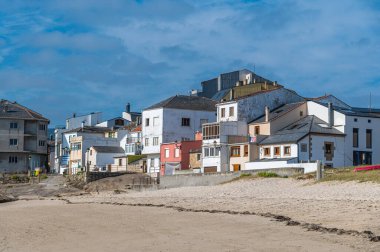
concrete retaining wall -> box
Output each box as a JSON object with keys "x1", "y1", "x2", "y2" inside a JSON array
[
  {"x1": 86, "y1": 171, "x2": 134, "y2": 183},
  {"x1": 158, "y1": 168, "x2": 304, "y2": 189}
]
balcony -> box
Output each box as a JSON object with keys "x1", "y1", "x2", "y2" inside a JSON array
[{"x1": 202, "y1": 122, "x2": 220, "y2": 140}]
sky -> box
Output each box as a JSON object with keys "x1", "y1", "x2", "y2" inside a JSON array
[{"x1": 1, "y1": 0, "x2": 380, "y2": 127}]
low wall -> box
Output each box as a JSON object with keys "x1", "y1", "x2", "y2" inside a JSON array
[
  {"x1": 245, "y1": 161, "x2": 318, "y2": 173},
  {"x1": 86, "y1": 171, "x2": 134, "y2": 183},
  {"x1": 158, "y1": 168, "x2": 304, "y2": 189}
]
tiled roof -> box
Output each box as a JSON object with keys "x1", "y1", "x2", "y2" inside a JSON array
[
  {"x1": 144, "y1": 95, "x2": 217, "y2": 111},
  {"x1": 0, "y1": 99, "x2": 49, "y2": 121},
  {"x1": 65, "y1": 126, "x2": 111, "y2": 134},
  {"x1": 250, "y1": 102, "x2": 306, "y2": 124},
  {"x1": 259, "y1": 115, "x2": 344, "y2": 145},
  {"x1": 92, "y1": 146, "x2": 125, "y2": 153}
]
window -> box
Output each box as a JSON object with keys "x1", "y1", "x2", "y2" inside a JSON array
[
  {"x1": 119, "y1": 159, "x2": 122, "y2": 166},
  {"x1": 244, "y1": 145, "x2": 248, "y2": 157},
  {"x1": 196, "y1": 153, "x2": 201, "y2": 161},
  {"x1": 231, "y1": 146, "x2": 240, "y2": 157},
  {"x1": 254, "y1": 126, "x2": 260, "y2": 135},
  {"x1": 115, "y1": 119, "x2": 124, "y2": 126},
  {"x1": 39, "y1": 140, "x2": 46, "y2": 147},
  {"x1": 153, "y1": 137, "x2": 159, "y2": 146},
  {"x1": 71, "y1": 143, "x2": 81, "y2": 151},
  {"x1": 9, "y1": 156, "x2": 17, "y2": 163},
  {"x1": 165, "y1": 149, "x2": 170, "y2": 158},
  {"x1": 202, "y1": 123, "x2": 220, "y2": 140},
  {"x1": 300, "y1": 143, "x2": 307, "y2": 152},
  {"x1": 153, "y1": 117, "x2": 159, "y2": 126},
  {"x1": 175, "y1": 148, "x2": 180, "y2": 157},
  {"x1": 354, "y1": 118, "x2": 358, "y2": 122},
  {"x1": 284, "y1": 146, "x2": 291, "y2": 155},
  {"x1": 145, "y1": 138, "x2": 149, "y2": 147},
  {"x1": 300, "y1": 111, "x2": 304, "y2": 117},
  {"x1": 366, "y1": 129, "x2": 372, "y2": 148},
  {"x1": 274, "y1": 147, "x2": 280, "y2": 156},
  {"x1": 368, "y1": 119, "x2": 372, "y2": 123},
  {"x1": 181, "y1": 137, "x2": 190, "y2": 141},
  {"x1": 263, "y1": 147, "x2": 271, "y2": 156},
  {"x1": 353, "y1": 128, "x2": 359, "y2": 147},
  {"x1": 181, "y1": 118, "x2": 190, "y2": 126},
  {"x1": 229, "y1": 107, "x2": 234, "y2": 117},
  {"x1": 145, "y1": 118, "x2": 150, "y2": 126},
  {"x1": 221, "y1": 108, "x2": 226, "y2": 118},
  {"x1": 39, "y1": 124, "x2": 46, "y2": 131},
  {"x1": 90, "y1": 150, "x2": 93, "y2": 156},
  {"x1": 10, "y1": 122, "x2": 18, "y2": 129},
  {"x1": 108, "y1": 132, "x2": 116, "y2": 138},
  {"x1": 9, "y1": 139, "x2": 18, "y2": 146},
  {"x1": 325, "y1": 143, "x2": 332, "y2": 154},
  {"x1": 204, "y1": 148, "x2": 210, "y2": 157}
]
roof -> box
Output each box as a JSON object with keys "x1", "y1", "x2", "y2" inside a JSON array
[
  {"x1": 65, "y1": 126, "x2": 111, "y2": 134},
  {"x1": 144, "y1": 95, "x2": 217, "y2": 111},
  {"x1": 259, "y1": 115, "x2": 344, "y2": 145},
  {"x1": 92, "y1": 146, "x2": 125, "y2": 153},
  {"x1": 314, "y1": 101, "x2": 380, "y2": 119},
  {"x1": 250, "y1": 102, "x2": 306, "y2": 124},
  {"x1": 0, "y1": 99, "x2": 49, "y2": 121}
]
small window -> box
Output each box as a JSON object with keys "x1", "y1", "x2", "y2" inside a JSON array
[
  {"x1": 324, "y1": 143, "x2": 332, "y2": 154},
  {"x1": 231, "y1": 146, "x2": 240, "y2": 157},
  {"x1": 153, "y1": 137, "x2": 159, "y2": 146},
  {"x1": 366, "y1": 129, "x2": 372, "y2": 148},
  {"x1": 39, "y1": 124, "x2": 46, "y2": 131},
  {"x1": 39, "y1": 140, "x2": 46, "y2": 147},
  {"x1": 165, "y1": 149, "x2": 170, "y2": 158},
  {"x1": 353, "y1": 128, "x2": 359, "y2": 147},
  {"x1": 10, "y1": 122, "x2": 18, "y2": 129},
  {"x1": 181, "y1": 137, "x2": 190, "y2": 141},
  {"x1": 368, "y1": 119, "x2": 371, "y2": 123},
  {"x1": 175, "y1": 148, "x2": 180, "y2": 157},
  {"x1": 181, "y1": 118, "x2": 190, "y2": 126},
  {"x1": 204, "y1": 148, "x2": 210, "y2": 157},
  {"x1": 284, "y1": 146, "x2": 291, "y2": 155},
  {"x1": 274, "y1": 147, "x2": 280, "y2": 156},
  {"x1": 229, "y1": 107, "x2": 234, "y2": 117},
  {"x1": 300, "y1": 111, "x2": 304, "y2": 117},
  {"x1": 300, "y1": 143, "x2": 307, "y2": 152},
  {"x1": 9, "y1": 156, "x2": 17, "y2": 163},
  {"x1": 145, "y1": 118, "x2": 150, "y2": 126},
  {"x1": 90, "y1": 150, "x2": 93, "y2": 155},
  {"x1": 221, "y1": 108, "x2": 225, "y2": 118},
  {"x1": 196, "y1": 153, "x2": 201, "y2": 161},
  {"x1": 254, "y1": 126, "x2": 260, "y2": 135},
  {"x1": 263, "y1": 147, "x2": 271, "y2": 156},
  {"x1": 354, "y1": 118, "x2": 358, "y2": 122},
  {"x1": 244, "y1": 145, "x2": 248, "y2": 157},
  {"x1": 145, "y1": 138, "x2": 149, "y2": 147},
  {"x1": 119, "y1": 159, "x2": 122, "y2": 166},
  {"x1": 9, "y1": 139, "x2": 18, "y2": 146}
]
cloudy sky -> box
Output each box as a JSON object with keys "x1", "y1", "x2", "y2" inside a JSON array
[{"x1": 1, "y1": 0, "x2": 380, "y2": 126}]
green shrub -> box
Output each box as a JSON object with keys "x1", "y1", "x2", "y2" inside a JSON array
[
  {"x1": 257, "y1": 172, "x2": 279, "y2": 178},
  {"x1": 40, "y1": 174, "x2": 48, "y2": 180},
  {"x1": 240, "y1": 173, "x2": 252, "y2": 178},
  {"x1": 10, "y1": 175, "x2": 20, "y2": 181}
]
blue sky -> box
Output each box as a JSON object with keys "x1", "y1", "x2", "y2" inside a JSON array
[{"x1": 1, "y1": 0, "x2": 380, "y2": 126}]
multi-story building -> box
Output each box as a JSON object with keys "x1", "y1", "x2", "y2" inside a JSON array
[
  {"x1": 0, "y1": 100, "x2": 49, "y2": 173},
  {"x1": 142, "y1": 95, "x2": 217, "y2": 173},
  {"x1": 202, "y1": 87, "x2": 304, "y2": 173},
  {"x1": 124, "y1": 125, "x2": 142, "y2": 155}
]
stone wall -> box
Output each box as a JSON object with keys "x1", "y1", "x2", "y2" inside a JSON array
[{"x1": 86, "y1": 171, "x2": 134, "y2": 183}]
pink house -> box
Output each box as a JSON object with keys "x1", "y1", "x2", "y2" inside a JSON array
[{"x1": 160, "y1": 139, "x2": 202, "y2": 175}]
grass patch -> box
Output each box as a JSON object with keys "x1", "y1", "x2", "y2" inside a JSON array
[
  {"x1": 321, "y1": 167, "x2": 380, "y2": 183},
  {"x1": 127, "y1": 155, "x2": 147, "y2": 164},
  {"x1": 257, "y1": 172, "x2": 279, "y2": 178},
  {"x1": 240, "y1": 173, "x2": 252, "y2": 178}
]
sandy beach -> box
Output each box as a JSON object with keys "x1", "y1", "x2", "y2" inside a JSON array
[{"x1": 1, "y1": 177, "x2": 380, "y2": 251}]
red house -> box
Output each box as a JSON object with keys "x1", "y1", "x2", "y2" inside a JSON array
[{"x1": 160, "y1": 139, "x2": 202, "y2": 175}]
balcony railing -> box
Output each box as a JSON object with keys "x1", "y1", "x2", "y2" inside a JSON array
[{"x1": 202, "y1": 122, "x2": 220, "y2": 140}]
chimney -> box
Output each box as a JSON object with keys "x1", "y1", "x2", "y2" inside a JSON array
[
  {"x1": 73, "y1": 113, "x2": 76, "y2": 118},
  {"x1": 274, "y1": 81, "x2": 277, "y2": 86},
  {"x1": 265, "y1": 106, "x2": 270, "y2": 122},
  {"x1": 81, "y1": 120, "x2": 85, "y2": 129},
  {"x1": 230, "y1": 89, "x2": 235, "y2": 100},
  {"x1": 328, "y1": 102, "x2": 334, "y2": 128},
  {"x1": 126, "y1": 103, "x2": 131, "y2": 113}
]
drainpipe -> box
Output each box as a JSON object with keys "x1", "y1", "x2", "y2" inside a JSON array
[{"x1": 328, "y1": 102, "x2": 333, "y2": 128}]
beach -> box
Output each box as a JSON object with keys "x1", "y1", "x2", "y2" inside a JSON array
[{"x1": 1, "y1": 177, "x2": 380, "y2": 251}]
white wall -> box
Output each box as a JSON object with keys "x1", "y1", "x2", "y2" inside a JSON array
[
  {"x1": 142, "y1": 108, "x2": 163, "y2": 155},
  {"x1": 217, "y1": 102, "x2": 238, "y2": 122},
  {"x1": 259, "y1": 144, "x2": 298, "y2": 159},
  {"x1": 245, "y1": 160, "x2": 318, "y2": 173}
]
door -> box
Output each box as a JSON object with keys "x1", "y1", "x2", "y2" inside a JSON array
[{"x1": 233, "y1": 164, "x2": 241, "y2": 172}]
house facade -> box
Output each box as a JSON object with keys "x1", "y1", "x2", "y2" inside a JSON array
[
  {"x1": 142, "y1": 95, "x2": 217, "y2": 173},
  {"x1": 86, "y1": 146, "x2": 125, "y2": 171},
  {"x1": 0, "y1": 100, "x2": 49, "y2": 173}
]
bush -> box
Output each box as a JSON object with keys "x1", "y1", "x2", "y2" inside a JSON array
[
  {"x1": 10, "y1": 175, "x2": 20, "y2": 181},
  {"x1": 257, "y1": 172, "x2": 279, "y2": 178},
  {"x1": 240, "y1": 173, "x2": 252, "y2": 178},
  {"x1": 40, "y1": 174, "x2": 48, "y2": 180}
]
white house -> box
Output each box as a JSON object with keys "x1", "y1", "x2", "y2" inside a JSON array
[
  {"x1": 202, "y1": 87, "x2": 304, "y2": 173},
  {"x1": 142, "y1": 95, "x2": 217, "y2": 173},
  {"x1": 86, "y1": 146, "x2": 125, "y2": 171}
]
